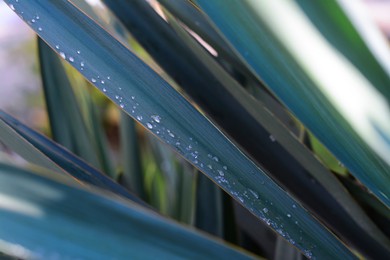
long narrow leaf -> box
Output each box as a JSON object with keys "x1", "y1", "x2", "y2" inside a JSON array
[
  {"x1": 0, "y1": 110, "x2": 144, "y2": 205},
  {"x1": 4, "y1": 1, "x2": 355, "y2": 258},
  {"x1": 38, "y1": 38, "x2": 102, "y2": 170},
  {"x1": 0, "y1": 163, "x2": 252, "y2": 259},
  {"x1": 120, "y1": 112, "x2": 146, "y2": 199}
]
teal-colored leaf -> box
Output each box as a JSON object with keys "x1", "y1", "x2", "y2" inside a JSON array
[
  {"x1": 0, "y1": 163, "x2": 252, "y2": 259},
  {"x1": 4, "y1": 1, "x2": 356, "y2": 258}
]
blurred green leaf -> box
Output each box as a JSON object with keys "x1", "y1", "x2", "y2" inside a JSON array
[
  {"x1": 119, "y1": 112, "x2": 146, "y2": 199},
  {"x1": 38, "y1": 38, "x2": 102, "y2": 171},
  {"x1": 195, "y1": 172, "x2": 224, "y2": 238},
  {"x1": 0, "y1": 110, "x2": 144, "y2": 205},
  {"x1": 4, "y1": 0, "x2": 355, "y2": 258},
  {"x1": 0, "y1": 163, "x2": 252, "y2": 259}
]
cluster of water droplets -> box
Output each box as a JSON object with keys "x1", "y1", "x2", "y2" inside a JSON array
[{"x1": 8, "y1": 1, "x2": 44, "y2": 33}]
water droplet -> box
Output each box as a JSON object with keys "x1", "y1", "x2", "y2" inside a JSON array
[
  {"x1": 59, "y1": 52, "x2": 66, "y2": 59},
  {"x1": 223, "y1": 165, "x2": 228, "y2": 170},
  {"x1": 295, "y1": 221, "x2": 299, "y2": 225},
  {"x1": 263, "y1": 208, "x2": 269, "y2": 213},
  {"x1": 146, "y1": 123, "x2": 153, "y2": 129},
  {"x1": 10, "y1": 4, "x2": 15, "y2": 11},
  {"x1": 55, "y1": 45, "x2": 60, "y2": 49},
  {"x1": 213, "y1": 156, "x2": 219, "y2": 162},
  {"x1": 38, "y1": 27, "x2": 42, "y2": 31},
  {"x1": 217, "y1": 170, "x2": 224, "y2": 176},
  {"x1": 136, "y1": 115, "x2": 143, "y2": 121},
  {"x1": 36, "y1": 16, "x2": 40, "y2": 20},
  {"x1": 237, "y1": 196, "x2": 244, "y2": 203},
  {"x1": 101, "y1": 80, "x2": 105, "y2": 84},
  {"x1": 91, "y1": 78, "x2": 96, "y2": 83},
  {"x1": 151, "y1": 115, "x2": 161, "y2": 123},
  {"x1": 269, "y1": 135, "x2": 276, "y2": 142},
  {"x1": 119, "y1": 87, "x2": 122, "y2": 90},
  {"x1": 131, "y1": 96, "x2": 135, "y2": 100},
  {"x1": 102, "y1": 88, "x2": 106, "y2": 92},
  {"x1": 31, "y1": 19, "x2": 35, "y2": 23},
  {"x1": 248, "y1": 189, "x2": 259, "y2": 199},
  {"x1": 169, "y1": 132, "x2": 175, "y2": 138},
  {"x1": 80, "y1": 61, "x2": 84, "y2": 67},
  {"x1": 77, "y1": 50, "x2": 81, "y2": 54},
  {"x1": 292, "y1": 204, "x2": 297, "y2": 209},
  {"x1": 120, "y1": 104, "x2": 124, "y2": 108},
  {"x1": 207, "y1": 164, "x2": 213, "y2": 170},
  {"x1": 115, "y1": 95, "x2": 119, "y2": 100},
  {"x1": 175, "y1": 141, "x2": 181, "y2": 146},
  {"x1": 287, "y1": 213, "x2": 291, "y2": 218},
  {"x1": 69, "y1": 56, "x2": 74, "y2": 62}
]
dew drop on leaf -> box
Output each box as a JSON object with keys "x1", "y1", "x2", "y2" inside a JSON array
[{"x1": 151, "y1": 115, "x2": 161, "y2": 123}]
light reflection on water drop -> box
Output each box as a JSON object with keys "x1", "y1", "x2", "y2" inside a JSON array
[{"x1": 151, "y1": 115, "x2": 161, "y2": 123}]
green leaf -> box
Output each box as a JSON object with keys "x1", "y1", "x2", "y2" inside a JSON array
[
  {"x1": 4, "y1": 1, "x2": 356, "y2": 258},
  {"x1": 119, "y1": 112, "x2": 146, "y2": 199},
  {"x1": 195, "y1": 172, "x2": 224, "y2": 238},
  {"x1": 0, "y1": 163, "x2": 252, "y2": 259},
  {"x1": 0, "y1": 110, "x2": 144, "y2": 205},
  {"x1": 195, "y1": 0, "x2": 390, "y2": 209},
  {"x1": 38, "y1": 38, "x2": 102, "y2": 171}
]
